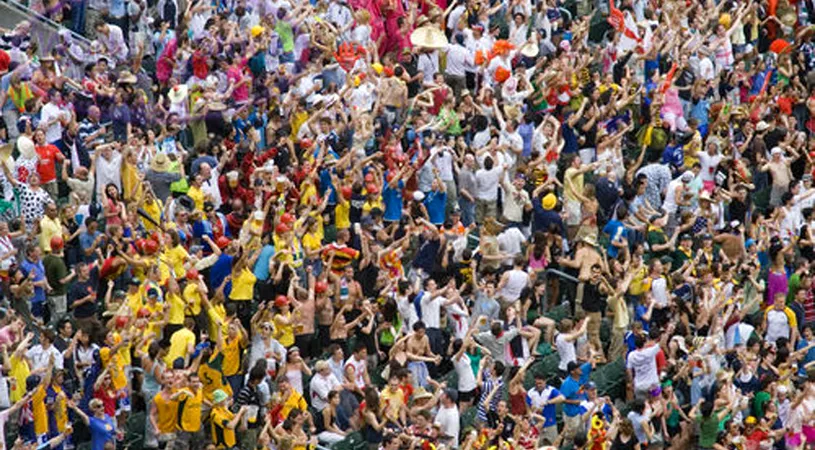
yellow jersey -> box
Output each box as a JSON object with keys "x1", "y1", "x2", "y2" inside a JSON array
[
  {"x1": 273, "y1": 312, "x2": 295, "y2": 347},
  {"x1": 221, "y1": 337, "x2": 243, "y2": 376},
  {"x1": 141, "y1": 199, "x2": 163, "y2": 232},
  {"x1": 210, "y1": 405, "x2": 237, "y2": 448},
  {"x1": 229, "y1": 268, "x2": 256, "y2": 302},
  {"x1": 177, "y1": 388, "x2": 203, "y2": 432},
  {"x1": 207, "y1": 303, "x2": 228, "y2": 338},
  {"x1": 46, "y1": 384, "x2": 68, "y2": 433},
  {"x1": 335, "y1": 197, "x2": 350, "y2": 229},
  {"x1": 154, "y1": 390, "x2": 179, "y2": 434},
  {"x1": 32, "y1": 385, "x2": 48, "y2": 435},
  {"x1": 198, "y1": 353, "x2": 232, "y2": 402},
  {"x1": 9, "y1": 354, "x2": 30, "y2": 402},
  {"x1": 187, "y1": 185, "x2": 205, "y2": 212},
  {"x1": 164, "y1": 245, "x2": 189, "y2": 279},
  {"x1": 280, "y1": 390, "x2": 308, "y2": 420}
]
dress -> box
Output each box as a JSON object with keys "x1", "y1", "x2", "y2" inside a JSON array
[{"x1": 767, "y1": 269, "x2": 789, "y2": 304}]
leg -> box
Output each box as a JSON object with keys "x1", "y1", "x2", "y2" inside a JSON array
[
  {"x1": 586, "y1": 311, "x2": 602, "y2": 357},
  {"x1": 533, "y1": 316, "x2": 556, "y2": 344}
]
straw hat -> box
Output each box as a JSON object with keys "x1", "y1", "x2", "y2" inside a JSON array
[
  {"x1": 581, "y1": 234, "x2": 598, "y2": 247},
  {"x1": 413, "y1": 388, "x2": 433, "y2": 400},
  {"x1": 168, "y1": 85, "x2": 188, "y2": 104},
  {"x1": 520, "y1": 41, "x2": 539, "y2": 58},
  {"x1": 208, "y1": 101, "x2": 227, "y2": 111},
  {"x1": 117, "y1": 70, "x2": 137, "y2": 84},
  {"x1": 150, "y1": 152, "x2": 171, "y2": 172},
  {"x1": 410, "y1": 26, "x2": 448, "y2": 49}
]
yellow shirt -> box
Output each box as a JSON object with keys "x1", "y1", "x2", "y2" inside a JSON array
[
  {"x1": 362, "y1": 198, "x2": 384, "y2": 216},
  {"x1": 127, "y1": 290, "x2": 143, "y2": 315},
  {"x1": 141, "y1": 199, "x2": 163, "y2": 231},
  {"x1": 563, "y1": 167, "x2": 583, "y2": 203},
  {"x1": 32, "y1": 385, "x2": 48, "y2": 435},
  {"x1": 9, "y1": 354, "x2": 30, "y2": 402},
  {"x1": 279, "y1": 390, "x2": 308, "y2": 420},
  {"x1": 122, "y1": 161, "x2": 142, "y2": 202},
  {"x1": 144, "y1": 300, "x2": 164, "y2": 337},
  {"x1": 114, "y1": 331, "x2": 132, "y2": 367},
  {"x1": 299, "y1": 181, "x2": 317, "y2": 206},
  {"x1": 107, "y1": 350, "x2": 128, "y2": 390},
  {"x1": 210, "y1": 405, "x2": 237, "y2": 448},
  {"x1": 178, "y1": 388, "x2": 203, "y2": 432},
  {"x1": 380, "y1": 386, "x2": 405, "y2": 423},
  {"x1": 221, "y1": 337, "x2": 244, "y2": 376},
  {"x1": 207, "y1": 303, "x2": 228, "y2": 338},
  {"x1": 154, "y1": 390, "x2": 179, "y2": 433},
  {"x1": 302, "y1": 232, "x2": 322, "y2": 255},
  {"x1": 335, "y1": 197, "x2": 350, "y2": 229},
  {"x1": 166, "y1": 292, "x2": 185, "y2": 325},
  {"x1": 164, "y1": 245, "x2": 189, "y2": 279},
  {"x1": 198, "y1": 353, "x2": 232, "y2": 401},
  {"x1": 39, "y1": 216, "x2": 61, "y2": 252},
  {"x1": 273, "y1": 312, "x2": 295, "y2": 347},
  {"x1": 229, "y1": 268, "x2": 256, "y2": 302},
  {"x1": 272, "y1": 234, "x2": 303, "y2": 268},
  {"x1": 48, "y1": 384, "x2": 68, "y2": 432},
  {"x1": 290, "y1": 111, "x2": 309, "y2": 140},
  {"x1": 187, "y1": 185, "x2": 205, "y2": 212},
  {"x1": 182, "y1": 283, "x2": 202, "y2": 316},
  {"x1": 165, "y1": 327, "x2": 196, "y2": 366}
]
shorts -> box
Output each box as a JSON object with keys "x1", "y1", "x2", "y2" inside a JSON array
[
  {"x1": 458, "y1": 388, "x2": 477, "y2": 403},
  {"x1": 540, "y1": 425, "x2": 558, "y2": 445}
]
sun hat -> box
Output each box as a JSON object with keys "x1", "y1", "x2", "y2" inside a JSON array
[
  {"x1": 150, "y1": 152, "x2": 171, "y2": 172},
  {"x1": 410, "y1": 25, "x2": 448, "y2": 49},
  {"x1": 542, "y1": 193, "x2": 557, "y2": 210},
  {"x1": 212, "y1": 389, "x2": 229, "y2": 404},
  {"x1": 168, "y1": 84, "x2": 188, "y2": 104},
  {"x1": 117, "y1": 70, "x2": 137, "y2": 84}
]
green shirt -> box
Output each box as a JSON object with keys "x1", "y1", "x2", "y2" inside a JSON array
[
  {"x1": 646, "y1": 228, "x2": 669, "y2": 261},
  {"x1": 753, "y1": 390, "x2": 771, "y2": 418},
  {"x1": 697, "y1": 415, "x2": 719, "y2": 448},
  {"x1": 43, "y1": 254, "x2": 69, "y2": 296},
  {"x1": 275, "y1": 22, "x2": 294, "y2": 53}
]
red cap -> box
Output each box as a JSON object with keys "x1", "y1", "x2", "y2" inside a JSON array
[
  {"x1": 274, "y1": 295, "x2": 290, "y2": 308},
  {"x1": 143, "y1": 239, "x2": 159, "y2": 255},
  {"x1": 341, "y1": 186, "x2": 353, "y2": 199},
  {"x1": 300, "y1": 138, "x2": 314, "y2": 149},
  {"x1": 115, "y1": 316, "x2": 129, "y2": 329},
  {"x1": 137, "y1": 308, "x2": 151, "y2": 318},
  {"x1": 135, "y1": 238, "x2": 146, "y2": 253},
  {"x1": 275, "y1": 223, "x2": 291, "y2": 234},
  {"x1": 366, "y1": 183, "x2": 379, "y2": 195},
  {"x1": 186, "y1": 269, "x2": 200, "y2": 280},
  {"x1": 216, "y1": 236, "x2": 231, "y2": 249},
  {"x1": 50, "y1": 235, "x2": 64, "y2": 252},
  {"x1": 280, "y1": 212, "x2": 295, "y2": 224},
  {"x1": 364, "y1": 173, "x2": 374, "y2": 182},
  {"x1": 315, "y1": 281, "x2": 329, "y2": 294},
  {"x1": 386, "y1": 172, "x2": 397, "y2": 183}
]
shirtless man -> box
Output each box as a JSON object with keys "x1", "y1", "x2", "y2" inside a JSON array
[
  {"x1": 557, "y1": 235, "x2": 605, "y2": 316},
  {"x1": 406, "y1": 321, "x2": 441, "y2": 389}
]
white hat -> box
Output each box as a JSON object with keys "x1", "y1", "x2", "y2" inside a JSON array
[
  {"x1": 777, "y1": 385, "x2": 788, "y2": 394},
  {"x1": 253, "y1": 211, "x2": 265, "y2": 221},
  {"x1": 226, "y1": 171, "x2": 239, "y2": 180},
  {"x1": 413, "y1": 191, "x2": 425, "y2": 202},
  {"x1": 168, "y1": 85, "x2": 188, "y2": 104},
  {"x1": 771, "y1": 147, "x2": 784, "y2": 156},
  {"x1": 756, "y1": 121, "x2": 770, "y2": 132}
]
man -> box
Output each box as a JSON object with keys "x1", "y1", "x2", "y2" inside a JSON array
[
  {"x1": 557, "y1": 235, "x2": 603, "y2": 315},
  {"x1": 582, "y1": 264, "x2": 609, "y2": 358},
  {"x1": 435, "y1": 389, "x2": 460, "y2": 447},
  {"x1": 175, "y1": 373, "x2": 204, "y2": 450},
  {"x1": 39, "y1": 90, "x2": 68, "y2": 150},
  {"x1": 457, "y1": 154, "x2": 477, "y2": 226},
  {"x1": 563, "y1": 155, "x2": 599, "y2": 238},
  {"x1": 151, "y1": 372, "x2": 180, "y2": 448},
  {"x1": 20, "y1": 244, "x2": 49, "y2": 321},
  {"x1": 380, "y1": 373, "x2": 407, "y2": 428},
  {"x1": 475, "y1": 320, "x2": 520, "y2": 365},
  {"x1": 77, "y1": 106, "x2": 106, "y2": 166},
  {"x1": 760, "y1": 146, "x2": 794, "y2": 207},
  {"x1": 69, "y1": 398, "x2": 115, "y2": 450},
  {"x1": 39, "y1": 203, "x2": 61, "y2": 253},
  {"x1": 210, "y1": 389, "x2": 249, "y2": 449},
  {"x1": 43, "y1": 236, "x2": 75, "y2": 327},
  {"x1": 526, "y1": 373, "x2": 565, "y2": 445},
  {"x1": 765, "y1": 292, "x2": 798, "y2": 344},
  {"x1": 343, "y1": 343, "x2": 370, "y2": 396},
  {"x1": 26, "y1": 328, "x2": 64, "y2": 372},
  {"x1": 235, "y1": 365, "x2": 265, "y2": 450},
  {"x1": 443, "y1": 34, "x2": 472, "y2": 101},
  {"x1": 501, "y1": 173, "x2": 532, "y2": 227},
  {"x1": 94, "y1": 19, "x2": 129, "y2": 63},
  {"x1": 559, "y1": 360, "x2": 593, "y2": 446},
  {"x1": 310, "y1": 360, "x2": 342, "y2": 412},
  {"x1": 164, "y1": 318, "x2": 196, "y2": 367},
  {"x1": 68, "y1": 262, "x2": 102, "y2": 340},
  {"x1": 626, "y1": 333, "x2": 662, "y2": 400}
]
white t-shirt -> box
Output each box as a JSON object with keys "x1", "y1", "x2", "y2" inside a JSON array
[
  {"x1": 475, "y1": 167, "x2": 502, "y2": 201},
  {"x1": 498, "y1": 228, "x2": 526, "y2": 263},
  {"x1": 309, "y1": 373, "x2": 341, "y2": 411},
  {"x1": 766, "y1": 309, "x2": 792, "y2": 343},
  {"x1": 435, "y1": 405, "x2": 461, "y2": 446},
  {"x1": 555, "y1": 333, "x2": 577, "y2": 371},
  {"x1": 26, "y1": 345, "x2": 64, "y2": 372},
  {"x1": 420, "y1": 295, "x2": 443, "y2": 328},
  {"x1": 453, "y1": 354, "x2": 477, "y2": 392},
  {"x1": 344, "y1": 356, "x2": 367, "y2": 389},
  {"x1": 626, "y1": 344, "x2": 661, "y2": 390},
  {"x1": 698, "y1": 152, "x2": 723, "y2": 182},
  {"x1": 650, "y1": 277, "x2": 669, "y2": 308}
]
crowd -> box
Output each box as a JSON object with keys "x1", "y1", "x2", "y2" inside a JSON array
[{"x1": 2, "y1": 0, "x2": 815, "y2": 447}]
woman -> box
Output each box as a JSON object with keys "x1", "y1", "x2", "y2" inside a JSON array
[
  {"x1": 69, "y1": 398, "x2": 117, "y2": 450},
  {"x1": 280, "y1": 346, "x2": 312, "y2": 395},
  {"x1": 139, "y1": 342, "x2": 166, "y2": 449},
  {"x1": 360, "y1": 387, "x2": 385, "y2": 449},
  {"x1": 103, "y1": 183, "x2": 126, "y2": 229},
  {"x1": 317, "y1": 390, "x2": 346, "y2": 445},
  {"x1": 610, "y1": 418, "x2": 641, "y2": 450},
  {"x1": 3, "y1": 166, "x2": 52, "y2": 231}
]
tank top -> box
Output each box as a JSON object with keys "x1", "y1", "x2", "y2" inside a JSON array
[
  {"x1": 500, "y1": 270, "x2": 529, "y2": 303},
  {"x1": 662, "y1": 179, "x2": 682, "y2": 214},
  {"x1": 509, "y1": 390, "x2": 527, "y2": 415},
  {"x1": 611, "y1": 435, "x2": 638, "y2": 450},
  {"x1": 142, "y1": 359, "x2": 163, "y2": 397},
  {"x1": 528, "y1": 249, "x2": 547, "y2": 271}
]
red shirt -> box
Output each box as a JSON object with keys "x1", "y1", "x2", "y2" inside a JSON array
[
  {"x1": 35, "y1": 144, "x2": 63, "y2": 183},
  {"x1": 94, "y1": 387, "x2": 117, "y2": 417}
]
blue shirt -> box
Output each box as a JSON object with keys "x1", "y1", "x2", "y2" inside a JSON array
[
  {"x1": 89, "y1": 415, "x2": 116, "y2": 450},
  {"x1": 519, "y1": 122, "x2": 534, "y2": 158},
  {"x1": 559, "y1": 362, "x2": 592, "y2": 417},
  {"x1": 424, "y1": 189, "x2": 447, "y2": 225},
  {"x1": 79, "y1": 231, "x2": 102, "y2": 263},
  {"x1": 20, "y1": 258, "x2": 46, "y2": 303},
  {"x1": 253, "y1": 245, "x2": 276, "y2": 281},
  {"x1": 602, "y1": 219, "x2": 628, "y2": 258},
  {"x1": 210, "y1": 254, "x2": 234, "y2": 297},
  {"x1": 382, "y1": 180, "x2": 404, "y2": 222},
  {"x1": 527, "y1": 386, "x2": 561, "y2": 427},
  {"x1": 797, "y1": 339, "x2": 815, "y2": 376}
]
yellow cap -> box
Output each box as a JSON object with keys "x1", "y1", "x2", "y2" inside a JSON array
[
  {"x1": 250, "y1": 25, "x2": 265, "y2": 37},
  {"x1": 542, "y1": 193, "x2": 557, "y2": 210},
  {"x1": 372, "y1": 63, "x2": 384, "y2": 75}
]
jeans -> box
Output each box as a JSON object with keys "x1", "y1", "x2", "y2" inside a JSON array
[
  {"x1": 71, "y1": 0, "x2": 87, "y2": 35},
  {"x1": 459, "y1": 197, "x2": 475, "y2": 226}
]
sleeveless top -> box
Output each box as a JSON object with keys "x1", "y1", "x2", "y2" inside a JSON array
[{"x1": 509, "y1": 390, "x2": 527, "y2": 415}]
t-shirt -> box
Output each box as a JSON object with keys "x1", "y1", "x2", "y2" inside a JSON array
[
  {"x1": 230, "y1": 268, "x2": 256, "y2": 301},
  {"x1": 559, "y1": 362, "x2": 592, "y2": 417},
  {"x1": 166, "y1": 292, "x2": 185, "y2": 325},
  {"x1": 35, "y1": 144, "x2": 63, "y2": 183},
  {"x1": 89, "y1": 415, "x2": 116, "y2": 450},
  {"x1": 68, "y1": 279, "x2": 97, "y2": 319},
  {"x1": 178, "y1": 388, "x2": 204, "y2": 432},
  {"x1": 165, "y1": 327, "x2": 196, "y2": 366},
  {"x1": 424, "y1": 189, "x2": 447, "y2": 225},
  {"x1": 210, "y1": 405, "x2": 237, "y2": 448},
  {"x1": 382, "y1": 180, "x2": 404, "y2": 222},
  {"x1": 555, "y1": 334, "x2": 576, "y2": 371},
  {"x1": 697, "y1": 415, "x2": 720, "y2": 448},
  {"x1": 626, "y1": 344, "x2": 661, "y2": 390},
  {"x1": 435, "y1": 405, "x2": 460, "y2": 445},
  {"x1": 526, "y1": 386, "x2": 561, "y2": 427}
]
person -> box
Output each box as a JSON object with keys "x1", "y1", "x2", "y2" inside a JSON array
[{"x1": 69, "y1": 398, "x2": 116, "y2": 450}]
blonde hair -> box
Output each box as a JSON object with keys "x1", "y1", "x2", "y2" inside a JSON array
[{"x1": 355, "y1": 10, "x2": 371, "y2": 24}]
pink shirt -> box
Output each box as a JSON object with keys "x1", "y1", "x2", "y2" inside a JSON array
[{"x1": 227, "y1": 64, "x2": 249, "y2": 103}]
